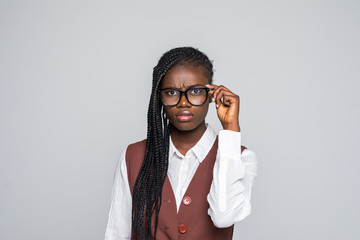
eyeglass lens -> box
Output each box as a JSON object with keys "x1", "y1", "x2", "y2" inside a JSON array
[{"x1": 160, "y1": 88, "x2": 208, "y2": 106}]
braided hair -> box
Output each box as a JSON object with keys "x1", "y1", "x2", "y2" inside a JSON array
[{"x1": 131, "y1": 47, "x2": 214, "y2": 239}]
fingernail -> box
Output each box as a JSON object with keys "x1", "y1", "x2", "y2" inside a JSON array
[
  {"x1": 216, "y1": 104, "x2": 219, "y2": 108},
  {"x1": 205, "y1": 84, "x2": 210, "y2": 86},
  {"x1": 212, "y1": 98, "x2": 215, "y2": 102}
]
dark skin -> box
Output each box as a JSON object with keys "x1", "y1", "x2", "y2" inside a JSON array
[{"x1": 161, "y1": 65, "x2": 240, "y2": 155}]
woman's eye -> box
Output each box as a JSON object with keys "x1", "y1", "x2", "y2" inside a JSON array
[
  {"x1": 190, "y1": 88, "x2": 202, "y2": 95},
  {"x1": 167, "y1": 90, "x2": 178, "y2": 96}
]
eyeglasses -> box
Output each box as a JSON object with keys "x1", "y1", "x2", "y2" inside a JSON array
[{"x1": 159, "y1": 87, "x2": 210, "y2": 106}]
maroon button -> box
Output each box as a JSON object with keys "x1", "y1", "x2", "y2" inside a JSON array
[
  {"x1": 179, "y1": 224, "x2": 187, "y2": 234},
  {"x1": 183, "y1": 196, "x2": 191, "y2": 206}
]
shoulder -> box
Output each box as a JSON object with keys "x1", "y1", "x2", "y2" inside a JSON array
[
  {"x1": 125, "y1": 139, "x2": 147, "y2": 167},
  {"x1": 127, "y1": 139, "x2": 147, "y2": 152},
  {"x1": 124, "y1": 139, "x2": 147, "y2": 188},
  {"x1": 128, "y1": 138, "x2": 147, "y2": 147}
]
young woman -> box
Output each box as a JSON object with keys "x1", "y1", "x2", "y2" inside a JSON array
[{"x1": 105, "y1": 47, "x2": 258, "y2": 240}]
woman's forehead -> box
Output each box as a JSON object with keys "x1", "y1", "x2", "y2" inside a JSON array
[{"x1": 161, "y1": 65, "x2": 209, "y2": 89}]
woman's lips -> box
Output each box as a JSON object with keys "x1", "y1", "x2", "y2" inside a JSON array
[{"x1": 175, "y1": 111, "x2": 194, "y2": 122}]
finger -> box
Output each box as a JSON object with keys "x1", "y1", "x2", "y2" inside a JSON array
[
  {"x1": 222, "y1": 94, "x2": 239, "y2": 107},
  {"x1": 207, "y1": 85, "x2": 236, "y2": 104},
  {"x1": 205, "y1": 84, "x2": 218, "y2": 90},
  {"x1": 215, "y1": 84, "x2": 231, "y2": 91},
  {"x1": 214, "y1": 87, "x2": 236, "y2": 104},
  {"x1": 215, "y1": 89, "x2": 236, "y2": 108},
  {"x1": 217, "y1": 90, "x2": 239, "y2": 106},
  {"x1": 213, "y1": 85, "x2": 234, "y2": 100},
  {"x1": 214, "y1": 88, "x2": 226, "y2": 107},
  {"x1": 206, "y1": 84, "x2": 218, "y2": 99},
  {"x1": 205, "y1": 84, "x2": 221, "y2": 93},
  {"x1": 205, "y1": 84, "x2": 220, "y2": 102}
]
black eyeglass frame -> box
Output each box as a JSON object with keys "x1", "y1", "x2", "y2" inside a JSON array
[{"x1": 159, "y1": 87, "x2": 211, "y2": 106}]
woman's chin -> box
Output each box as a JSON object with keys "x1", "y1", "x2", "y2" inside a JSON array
[{"x1": 170, "y1": 121, "x2": 206, "y2": 133}]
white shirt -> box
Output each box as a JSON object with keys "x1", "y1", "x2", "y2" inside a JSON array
[{"x1": 104, "y1": 124, "x2": 258, "y2": 240}]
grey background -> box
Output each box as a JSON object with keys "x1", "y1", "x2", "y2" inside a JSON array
[{"x1": 1, "y1": 0, "x2": 359, "y2": 239}]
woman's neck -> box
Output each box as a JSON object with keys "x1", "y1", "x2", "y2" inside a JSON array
[{"x1": 170, "y1": 121, "x2": 207, "y2": 156}]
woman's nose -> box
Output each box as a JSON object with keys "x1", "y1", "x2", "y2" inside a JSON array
[{"x1": 177, "y1": 93, "x2": 191, "y2": 108}]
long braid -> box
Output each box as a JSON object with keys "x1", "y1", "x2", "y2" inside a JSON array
[{"x1": 131, "y1": 47, "x2": 213, "y2": 239}]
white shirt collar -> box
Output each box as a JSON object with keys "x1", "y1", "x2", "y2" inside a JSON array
[{"x1": 169, "y1": 123, "x2": 217, "y2": 163}]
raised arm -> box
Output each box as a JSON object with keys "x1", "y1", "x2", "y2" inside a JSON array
[{"x1": 207, "y1": 130, "x2": 258, "y2": 227}]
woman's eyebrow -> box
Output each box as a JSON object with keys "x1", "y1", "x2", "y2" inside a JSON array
[
  {"x1": 163, "y1": 84, "x2": 205, "y2": 89},
  {"x1": 187, "y1": 84, "x2": 206, "y2": 88}
]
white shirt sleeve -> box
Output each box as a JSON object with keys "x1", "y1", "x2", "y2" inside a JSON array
[
  {"x1": 207, "y1": 130, "x2": 258, "y2": 228},
  {"x1": 104, "y1": 150, "x2": 132, "y2": 240}
]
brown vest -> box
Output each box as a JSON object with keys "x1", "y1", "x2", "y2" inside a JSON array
[{"x1": 126, "y1": 138, "x2": 247, "y2": 240}]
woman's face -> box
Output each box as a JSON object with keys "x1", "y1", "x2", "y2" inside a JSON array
[{"x1": 161, "y1": 65, "x2": 210, "y2": 132}]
